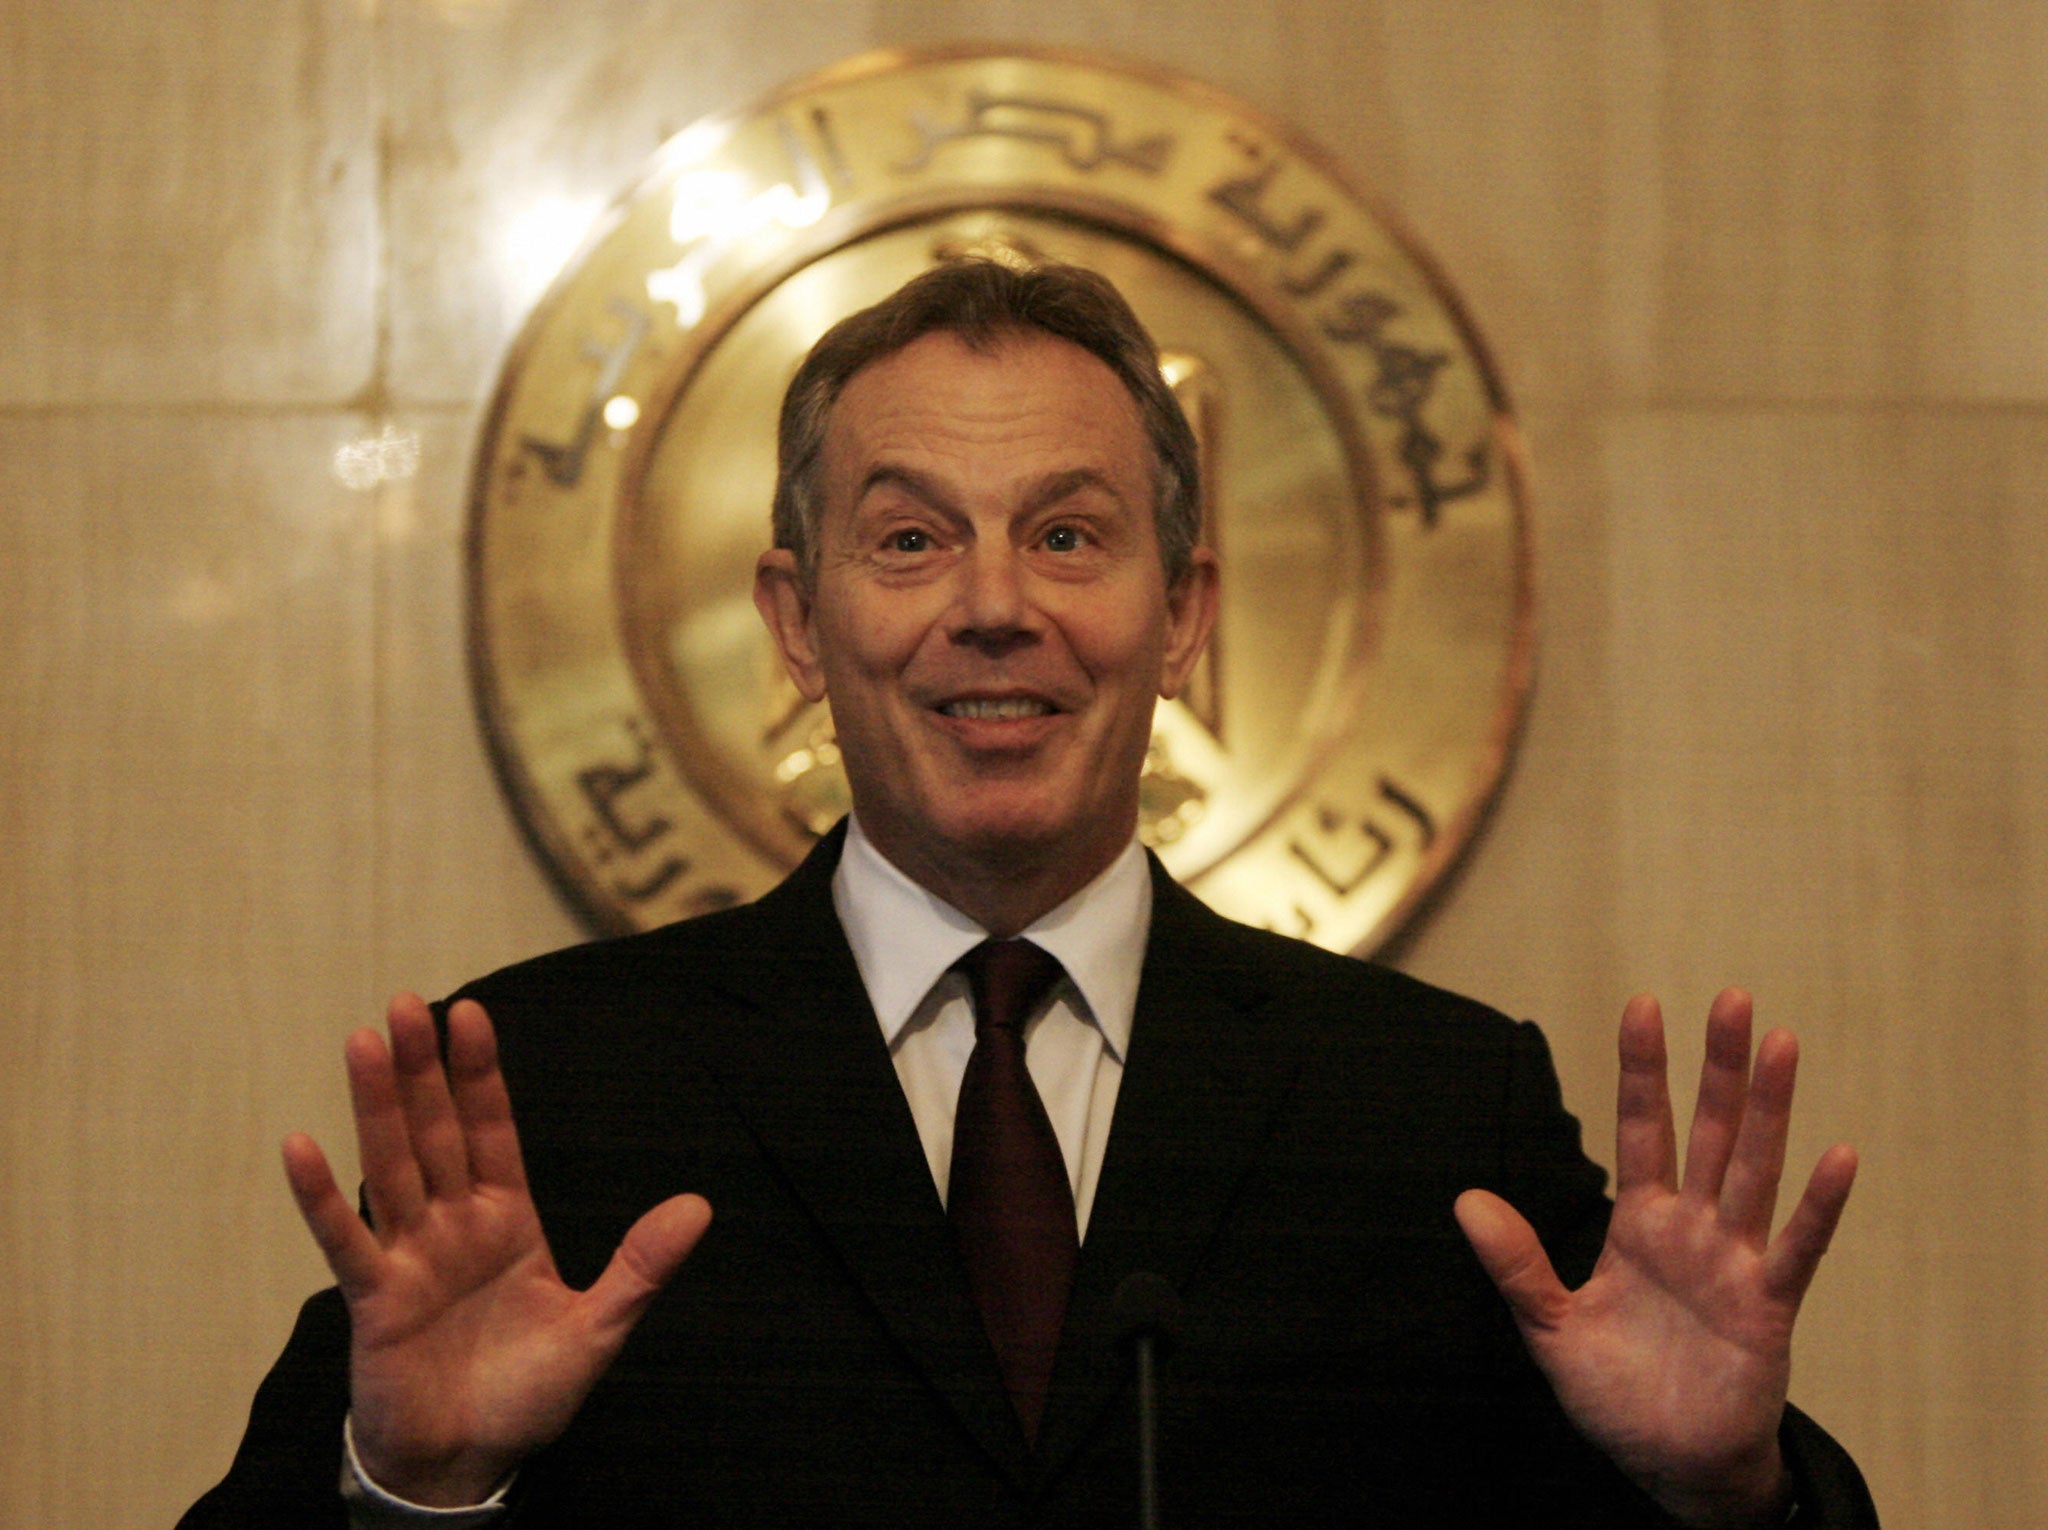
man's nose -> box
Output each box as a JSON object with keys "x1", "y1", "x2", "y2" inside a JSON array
[{"x1": 950, "y1": 538, "x2": 1037, "y2": 647}]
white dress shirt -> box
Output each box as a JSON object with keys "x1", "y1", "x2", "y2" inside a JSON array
[
  {"x1": 833, "y1": 812, "x2": 1149, "y2": 1238},
  {"x1": 345, "y1": 816, "x2": 1153, "y2": 1522}
]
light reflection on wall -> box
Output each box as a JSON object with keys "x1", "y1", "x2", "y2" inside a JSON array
[
  {"x1": 332, "y1": 423, "x2": 421, "y2": 490},
  {"x1": 647, "y1": 163, "x2": 830, "y2": 327},
  {"x1": 502, "y1": 193, "x2": 606, "y2": 310}
]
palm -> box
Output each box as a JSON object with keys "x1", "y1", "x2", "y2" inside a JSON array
[
  {"x1": 1456, "y1": 991, "x2": 1857, "y2": 1529},
  {"x1": 283, "y1": 995, "x2": 710, "y2": 1507}
]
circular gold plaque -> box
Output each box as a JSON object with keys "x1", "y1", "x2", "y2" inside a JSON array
[{"x1": 468, "y1": 45, "x2": 1532, "y2": 955}]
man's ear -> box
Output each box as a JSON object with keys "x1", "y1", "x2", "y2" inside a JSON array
[
  {"x1": 753, "y1": 548, "x2": 829, "y2": 704},
  {"x1": 1157, "y1": 546, "x2": 1220, "y2": 701}
]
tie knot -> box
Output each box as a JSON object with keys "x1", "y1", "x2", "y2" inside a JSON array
[{"x1": 958, "y1": 939, "x2": 1064, "y2": 1036}]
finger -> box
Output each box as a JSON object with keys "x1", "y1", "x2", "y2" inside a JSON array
[
  {"x1": 1614, "y1": 994, "x2": 1679, "y2": 1197},
  {"x1": 581, "y1": 1194, "x2": 715, "y2": 1350},
  {"x1": 444, "y1": 999, "x2": 529, "y2": 1193},
  {"x1": 1454, "y1": 1189, "x2": 1570, "y2": 1335},
  {"x1": 1763, "y1": 1144, "x2": 1858, "y2": 1306},
  {"x1": 346, "y1": 1024, "x2": 427, "y2": 1233},
  {"x1": 1719, "y1": 1026, "x2": 1797, "y2": 1241},
  {"x1": 386, "y1": 991, "x2": 472, "y2": 1201},
  {"x1": 1680, "y1": 987, "x2": 1753, "y2": 1201},
  {"x1": 281, "y1": 1132, "x2": 384, "y2": 1292}
]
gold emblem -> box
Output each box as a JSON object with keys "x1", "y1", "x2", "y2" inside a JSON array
[{"x1": 468, "y1": 45, "x2": 1532, "y2": 956}]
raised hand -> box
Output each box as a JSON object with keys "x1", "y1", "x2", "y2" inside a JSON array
[
  {"x1": 1454, "y1": 990, "x2": 1858, "y2": 1530},
  {"x1": 282, "y1": 993, "x2": 712, "y2": 1507}
]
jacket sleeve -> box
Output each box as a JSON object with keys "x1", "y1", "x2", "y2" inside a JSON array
[{"x1": 176, "y1": 1287, "x2": 353, "y2": 1529}]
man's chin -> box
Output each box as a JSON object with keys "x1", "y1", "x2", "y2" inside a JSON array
[{"x1": 938, "y1": 811, "x2": 1074, "y2": 864}]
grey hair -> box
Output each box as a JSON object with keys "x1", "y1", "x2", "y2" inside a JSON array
[{"x1": 770, "y1": 258, "x2": 1201, "y2": 584}]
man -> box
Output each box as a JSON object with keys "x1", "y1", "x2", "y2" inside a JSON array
[{"x1": 184, "y1": 260, "x2": 1874, "y2": 1527}]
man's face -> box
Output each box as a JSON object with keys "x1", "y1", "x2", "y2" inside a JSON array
[{"x1": 755, "y1": 328, "x2": 1216, "y2": 899}]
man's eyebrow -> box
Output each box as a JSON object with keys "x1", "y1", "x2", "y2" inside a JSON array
[{"x1": 853, "y1": 465, "x2": 1128, "y2": 515}]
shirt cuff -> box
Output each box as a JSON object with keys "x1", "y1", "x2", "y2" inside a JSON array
[{"x1": 340, "y1": 1415, "x2": 511, "y2": 1528}]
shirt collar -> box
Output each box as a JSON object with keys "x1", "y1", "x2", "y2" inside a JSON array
[{"x1": 832, "y1": 813, "x2": 1151, "y2": 1063}]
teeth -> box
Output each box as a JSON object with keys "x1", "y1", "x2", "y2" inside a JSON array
[{"x1": 942, "y1": 698, "x2": 1053, "y2": 720}]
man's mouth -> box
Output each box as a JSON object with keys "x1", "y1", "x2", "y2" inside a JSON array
[{"x1": 937, "y1": 697, "x2": 1057, "y2": 721}]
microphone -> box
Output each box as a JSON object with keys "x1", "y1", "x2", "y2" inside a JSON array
[{"x1": 1113, "y1": 1273, "x2": 1183, "y2": 1530}]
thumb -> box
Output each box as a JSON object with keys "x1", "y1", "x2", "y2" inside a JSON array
[
  {"x1": 583, "y1": 1193, "x2": 714, "y2": 1344},
  {"x1": 1454, "y1": 1189, "x2": 1569, "y2": 1334}
]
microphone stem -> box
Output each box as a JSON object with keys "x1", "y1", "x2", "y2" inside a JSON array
[{"x1": 1136, "y1": 1332, "x2": 1159, "y2": 1530}]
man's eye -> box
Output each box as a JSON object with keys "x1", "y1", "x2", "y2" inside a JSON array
[
  {"x1": 888, "y1": 528, "x2": 931, "y2": 553},
  {"x1": 1043, "y1": 525, "x2": 1083, "y2": 553}
]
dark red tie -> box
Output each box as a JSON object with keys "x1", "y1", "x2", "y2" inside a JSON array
[{"x1": 948, "y1": 939, "x2": 1076, "y2": 1444}]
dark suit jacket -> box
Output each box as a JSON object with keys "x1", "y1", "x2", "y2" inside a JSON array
[{"x1": 184, "y1": 827, "x2": 1875, "y2": 1527}]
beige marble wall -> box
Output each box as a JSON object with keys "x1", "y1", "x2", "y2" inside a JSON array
[{"x1": 2, "y1": 3, "x2": 2040, "y2": 1525}]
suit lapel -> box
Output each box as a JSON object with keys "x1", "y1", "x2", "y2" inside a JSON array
[
  {"x1": 1036, "y1": 861, "x2": 1306, "y2": 1477},
  {"x1": 687, "y1": 829, "x2": 1038, "y2": 1490}
]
